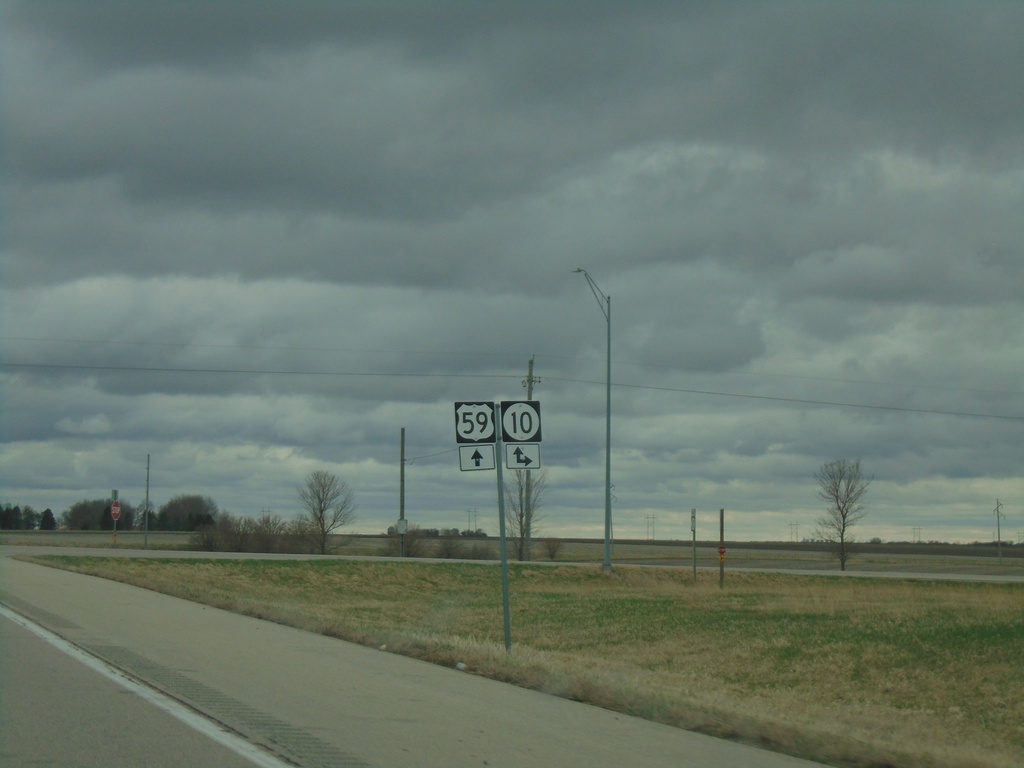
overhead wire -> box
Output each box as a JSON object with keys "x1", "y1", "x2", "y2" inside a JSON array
[{"x1": 2, "y1": 360, "x2": 1021, "y2": 421}]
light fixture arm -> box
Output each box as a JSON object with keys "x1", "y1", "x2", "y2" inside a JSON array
[{"x1": 573, "y1": 268, "x2": 609, "y2": 320}]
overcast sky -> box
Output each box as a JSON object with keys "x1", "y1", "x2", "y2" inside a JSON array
[{"x1": 2, "y1": 1, "x2": 1022, "y2": 544}]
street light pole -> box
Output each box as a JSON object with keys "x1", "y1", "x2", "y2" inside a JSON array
[{"x1": 574, "y1": 268, "x2": 613, "y2": 572}]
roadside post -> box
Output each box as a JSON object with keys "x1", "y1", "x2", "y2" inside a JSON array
[
  {"x1": 454, "y1": 400, "x2": 542, "y2": 654},
  {"x1": 399, "y1": 428, "x2": 406, "y2": 557},
  {"x1": 144, "y1": 455, "x2": 150, "y2": 550},
  {"x1": 111, "y1": 490, "x2": 120, "y2": 546},
  {"x1": 691, "y1": 508, "x2": 697, "y2": 582},
  {"x1": 719, "y1": 508, "x2": 725, "y2": 589}
]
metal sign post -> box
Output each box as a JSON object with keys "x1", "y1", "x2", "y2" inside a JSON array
[{"x1": 494, "y1": 429, "x2": 512, "y2": 654}]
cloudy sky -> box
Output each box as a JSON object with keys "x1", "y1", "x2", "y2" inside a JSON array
[{"x1": 2, "y1": 1, "x2": 1022, "y2": 544}]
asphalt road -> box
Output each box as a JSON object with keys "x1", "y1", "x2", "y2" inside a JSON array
[{"x1": 0, "y1": 553, "x2": 830, "y2": 768}]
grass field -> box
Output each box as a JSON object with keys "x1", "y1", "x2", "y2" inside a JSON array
[
  {"x1": 22, "y1": 555, "x2": 1024, "y2": 768},
  {"x1": 5, "y1": 531, "x2": 1023, "y2": 577}
]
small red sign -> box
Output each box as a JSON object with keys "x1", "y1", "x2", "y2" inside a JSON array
[
  {"x1": 111, "y1": 501, "x2": 121, "y2": 521},
  {"x1": 717, "y1": 545, "x2": 726, "y2": 555}
]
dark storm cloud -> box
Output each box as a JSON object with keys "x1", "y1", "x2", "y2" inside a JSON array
[
  {"x1": 6, "y1": 1, "x2": 1023, "y2": 300},
  {"x1": 9, "y1": 2, "x2": 1023, "y2": 220}
]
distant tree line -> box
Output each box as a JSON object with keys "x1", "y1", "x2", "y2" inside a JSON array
[
  {"x1": 1, "y1": 494, "x2": 224, "y2": 533},
  {"x1": 60, "y1": 498, "x2": 136, "y2": 530},
  {"x1": 188, "y1": 511, "x2": 323, "y2": 554},
  {"x1": 379, "y1": 524, "x2": 563, "y2": 561},
  {"x1": 56, "y1": 494, "x2": 221, "y2": 532},
  {"x1": 3, "y1": 471, "x2": 358, "y2": 557},
  {"x1": 382, "y1": 524, "x2": 497, "y2": 559},
  {"x1": 1, "y1": 504, "x2": 57, "y2": 530},
  {"x1": 385, "y1": 526, "x2": 490, "y2": 539}
]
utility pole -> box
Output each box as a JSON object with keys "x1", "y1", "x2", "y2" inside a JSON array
[
  {"x1": 144, "y1": 454, "x2": 150, "y2": 549},
  {"x1": 399, "y1": 428, "x2": 406, "y2": 557},
  {"x1": 719, "y1": 508, "x2": 725, "y2": 589},
  {"x1": 521, "y1": 356, "x2": 540, "y2": 561},
  {"x1": 994, "y1": 499, "x2": 1004, "y2": 565},
  {"x1": 691, "y1": 508, "x2": 697, "y2": 583}
]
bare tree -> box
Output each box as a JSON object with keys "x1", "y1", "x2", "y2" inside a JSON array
[
  {"x1": 297, "y1": 470, "x2": 356, "y2": 554},
  {"x1": 503, "y1": 468, "x2": 548, "y2": 561},
  {"x1": 541, "y1": 537, "x2": 564, "y2": 560},
  {"x1": 815, "y1": 459, "x2": 870, "y2": 571},
  {"x1": 251, "y1": 510, "x2": 287, "y2": 553}
]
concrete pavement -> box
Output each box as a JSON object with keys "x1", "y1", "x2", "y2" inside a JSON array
[
  {"x1": 0, "y1": 609, "x2": 275, "y2": 768},
  {"x1": 1, "y1": 554, "x2": 830, "y2": 768}
]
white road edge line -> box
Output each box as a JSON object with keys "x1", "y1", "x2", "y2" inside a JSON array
[{"x1": 0, "y1": 604, "x2": 293, "y2": 768}]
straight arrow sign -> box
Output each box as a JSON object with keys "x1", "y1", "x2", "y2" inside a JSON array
[{"x1": 459, "y1": 444, "x2": 495, "y2": 471}]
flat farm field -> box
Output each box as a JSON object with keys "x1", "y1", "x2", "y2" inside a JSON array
[{"x1": 24, "y1": 555, "x2": 1024, "y2": 768}]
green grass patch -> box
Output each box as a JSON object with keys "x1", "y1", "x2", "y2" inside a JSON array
[{"x1": 22, "y1": 555, "x2": 1024, "y2": 768}]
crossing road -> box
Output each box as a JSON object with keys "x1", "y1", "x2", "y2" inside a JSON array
[{"x1": 0, "y1": 554, "x2": 830, "y2": 768}]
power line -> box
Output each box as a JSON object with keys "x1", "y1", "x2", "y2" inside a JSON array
[
  {"x1": 3, "y1": 361, "x2": 1021, "y2": 422},
  {"x1": 631, "y1": 358, "x2": 1022, "y2": 397},
  {"x1": 406, "y1": 448, "x2": 458, "y2": 464},
  {"x1": 7, "y1": 334, "x2": 1020, "y2": 398},
  {"x1": 1, "y1": 361, "x2": 519, "y2": 382},
  {"x1": 547, "y1": 376, "x2": 1024, "y2": 422},
  {"x1": 0, "y1": 335, "x2": 552, "y2": 365}
]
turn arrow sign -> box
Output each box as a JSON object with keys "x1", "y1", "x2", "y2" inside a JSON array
[{"x1": 504, "y1": 443, "x2": 541, "y2": 470}]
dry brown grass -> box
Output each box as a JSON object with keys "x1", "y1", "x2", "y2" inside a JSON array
[{"x1": 25, "y1": 556, "x2": 1024, "y2": 768}]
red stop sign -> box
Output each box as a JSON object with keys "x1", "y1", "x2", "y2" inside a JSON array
[
  {"x1": 111, "y1": 501, "x2": 121, "y2": 521},
  {"x1": 717, "y1": 545, "x2": 726, "y2": 555}
]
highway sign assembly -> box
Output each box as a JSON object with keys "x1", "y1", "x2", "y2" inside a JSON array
[
  {"x1": 455, "y1": 401, "x2": 543, "y2": 461},
  {"x1": 452, "y1": 399, "x2": 544, "y2": 655}
]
